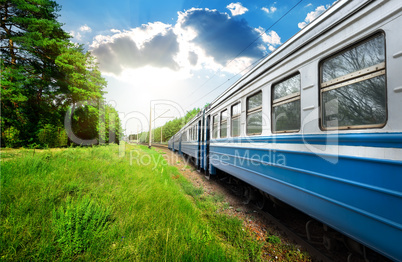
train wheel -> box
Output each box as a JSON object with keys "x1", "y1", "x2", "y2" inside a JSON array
[
  {"x1": 243, "y1": 186, "x2": 258, "y2": 205},
  {"x1": 255, "y1": 193, "x2": 266, "y2": 210}
]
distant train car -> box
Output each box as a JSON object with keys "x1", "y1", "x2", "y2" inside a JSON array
[
  {"x1": 167, "y1": 136, "x2": 173, "y2": 150},
  {"x1": 176, "y1": 111, "x2": 204, "y2": 168},
  {"x1": 180, "y1": 117, "x2": 199, "y2": 159},
  {"x1": 172, "y1": 132, "x2": 181, "y2": 152},
  {"x1": 170, "y1": 0, "x2": 402, "y2": 261}
]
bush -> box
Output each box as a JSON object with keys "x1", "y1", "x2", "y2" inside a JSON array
[
  {"x1": 3, "y1": 126, "x2": 20, "y2": 148},
  {"x1": 37, "y1": 124, "x2": 68, "y2": 147}
]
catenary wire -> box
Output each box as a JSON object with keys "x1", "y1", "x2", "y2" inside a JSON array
[{"x1": 187, "y1": 0, "x2": 305, "y2": 106}]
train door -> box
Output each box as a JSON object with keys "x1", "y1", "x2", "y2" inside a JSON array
[
  {"x1": 200, "y1": 111, "x2": 205, "y2": 170},
  {"x1": 197, "y1": 120, "x2": 201, "y2": 170},
  {"x1": 179, "y1": 132, "x2": 182, "y2": 154},
  {"x1": 205, "y1": 115, "x2": 210, "y2": 175}
]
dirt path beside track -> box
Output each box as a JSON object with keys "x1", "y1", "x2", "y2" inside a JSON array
[{"x1": 154, "y1": 146, "x2": 310, "y2": 261}]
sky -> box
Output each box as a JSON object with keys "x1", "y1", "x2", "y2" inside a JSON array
[{"x1": 57, "y1": 0, "x2": 334, "y2": 136}]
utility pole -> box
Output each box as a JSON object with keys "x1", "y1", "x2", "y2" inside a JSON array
[
  {"x1": 148, "y1": 104, "x2": 152, "y2": 148},
  {"x1": 137, "y1": 125, "x2": 139, "y2": 145},
  {"x1": 149, "y1": 102, "x2": 174, "y2": 148}
]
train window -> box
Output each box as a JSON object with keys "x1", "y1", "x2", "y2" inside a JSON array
[
  {"x1": 320, "y1": 33, "x2": 386, "y2": 129},
  {"x1": 231, "y1": 103, "x2": 241, "y2": 137},
  {"x1": 220, "y1": 110, "x2": 228, "y2": 138},
  {"x1": 272, "y1": 74, "x2": 301, "y2": 133},
  {"x1": 247, "y1": 91, "x2": 262, "y2": 135},
  {"x1": 212, "y1": 114, "x2": 218, "y2": 139}
]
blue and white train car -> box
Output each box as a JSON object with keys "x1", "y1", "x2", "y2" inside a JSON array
[
  {"x1": 168, "y1": 136, "x2": 173, "y2": 150},
  {"x1": 179, "y1": 112, "x2": 203, "y2": 168},
  {"x1": 202, "y1": 0, "x2": 402, "y2": 261},
  {"x1": 172, "y1": 132, "x2": 181, "y2": 152}
]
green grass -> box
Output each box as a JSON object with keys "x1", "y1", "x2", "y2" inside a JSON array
[{"x1": 1, "y1": 145, "x2": 263, "y2": 261}]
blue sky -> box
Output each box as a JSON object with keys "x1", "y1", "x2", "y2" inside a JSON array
[{"x1": 57, "y1": 0, "x2": 334, "y2": 135}]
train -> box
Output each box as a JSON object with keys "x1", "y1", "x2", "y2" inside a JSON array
[{"x1": 168, "y1": 0, "x2": 402, "y2": 261}]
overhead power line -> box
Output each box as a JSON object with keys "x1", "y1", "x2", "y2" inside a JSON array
[{"x1": 187, "y1": 0, "x2": 305, "y2": 107}]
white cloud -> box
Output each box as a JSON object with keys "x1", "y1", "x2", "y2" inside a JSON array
[
  {"x1": 90, "y1": 8, "x2": 282, "y2": 80},
  {"x1": 262, "y1": 6, "x2": 277, "y2": 14},
  {"x1": 79, "y1": 24, "x2": 92, "y2": 32},
  {"x1": 91, "y1": 22, "x2": 173, "y2": 50},
  {"x1": 69, "y1": 25, "x2": 92, "y2": 42},
  {"x1": 69, "y1": 31, "x2": 82, "y2": 41},
  {"x1": 256, "y1": 27, "x2": 281, "y2": 45},
  {"x1": 177, "y1": 8, "x2": 272, "y2": 67},
  {"x1": 226, "y1": 2, "x2": 248, "y2": 16},
  {"x1": 268, "y1": 46, "x2": 276, "y2": 52},
  {"x1": 297, "y1": 22, "x2": 307, "y2": 29},
  {"x1": 298, "y1": 5, "x2": 329, "y2": 29},
  {"x1": 91, "y1": 22, "x2": 180, "y2": 75}
]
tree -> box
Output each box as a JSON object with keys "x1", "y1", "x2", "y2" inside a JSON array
[
  {"x1": 1, "y1": 0, "x2": 68, "y2": 146},
  {"x1": 1, "y1": 0, "x2": 71, "y2": 145},
  {"x1": 157, "y1": 107, "x2": 201, "y2": 142},
  {"x1": 1, "y1": 0, "x2": 116, "y2": 147}
]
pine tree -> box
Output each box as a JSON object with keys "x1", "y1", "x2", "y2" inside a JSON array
[
  {"x1": 1, "y1": 0, "x2": 69, "y2": 146},
  {"x1": 1, "y1": 0, "x2": 115, "y2": 147}
]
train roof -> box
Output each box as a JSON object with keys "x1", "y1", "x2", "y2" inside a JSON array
[
  {"x1": 204, "y1": 0, "x2": 372, "y2": 113},
  {"x1": 178, "y1": 0, "x2": 375, "y2": 128}
]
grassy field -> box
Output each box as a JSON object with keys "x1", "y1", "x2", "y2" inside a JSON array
[{"x1": 1, "y1": 144, "x2": 266, "y2": 261}]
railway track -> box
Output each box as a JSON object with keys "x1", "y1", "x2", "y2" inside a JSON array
[
  {"x1": 256, "y1": 208, "x2": 332, "y2": 262},
  {"x1": 131, "y1": 142, "x2": 169, "y2": 149},
  {"x1": 149, "y1": 143, "x2": 168, "y2": 149},
  {"x1": 213, "y1": 171, "x2": 392, "y2": 262},
  {"x1": 215, "y1": 174, "x2": 334, "y2": 262},
  {"x1": 143, "y1": 144, "x2": 392, "y2": 261},
  {"x1": 155, "y1": 145, "x2": 333, "y2": 261}
]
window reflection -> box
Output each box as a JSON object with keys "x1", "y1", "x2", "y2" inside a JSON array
[
  {"x1": 247, "y1": 92, "x2": 262, "y2": 135},
  {"x1": 247, "y1": 111, "x2": 262, "y2": 135},
  {"x1": 321, "y1": 33, "x2": 386, "y2": 129},
  {"x1": 220, "y1": 110, "x2": 228, "y2": 138},
  {"x1": 272, "y1": 74, "x2": 301, "y2": 132},
  {"x1": 247, "y1": 92, "x2": 262, "y2": 111},
  {"x1": 273, "y1": 74, "x2": 300, "y2": 100},
  {"x1": 231, "y1": 103, "x2": 241, "y2": 137},
  {"x1": 322, "y1": 34, "x2": 385, "y2": 83},
  {"x1": 323, "y1": 76, "x2": 386, "y2": 128},
  {"x1": 273, "y1": 100, "x2": 301, "y2": 132},
  {"x1": 212, "y1": 114, "x2": 218, "y2": 139}
]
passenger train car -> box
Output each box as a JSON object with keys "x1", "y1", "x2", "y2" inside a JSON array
[{"x1": 168, "y1": 0, "x2": 402, "y2": 260}]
